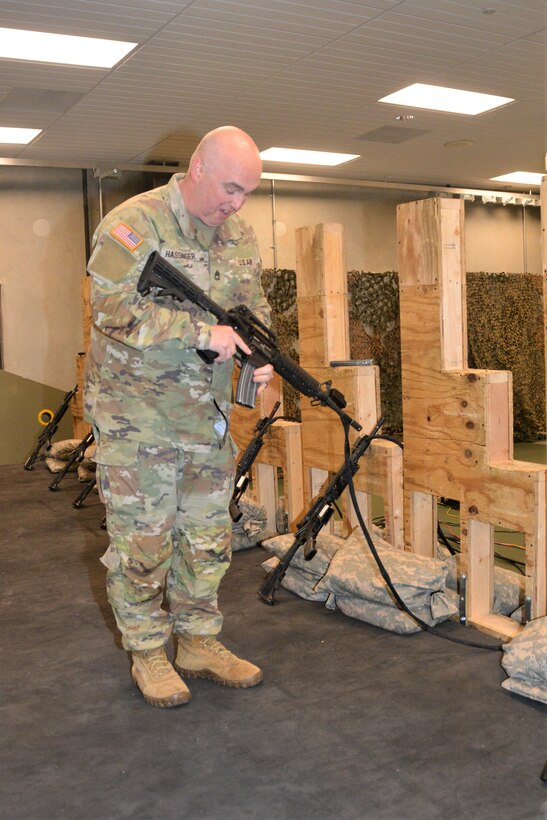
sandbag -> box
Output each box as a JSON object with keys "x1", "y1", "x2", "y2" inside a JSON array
[
  {"x1": 262, "y1": 530, "x2": 345, "y2": 577},
  {"x1": 501, "y1": 616, "x2": 547, "y2": 704},
  {"x1": 328, "y1": 591, "x2": 457, "y2": 635},
  {"x1": 48, "y1": 439, "x2": 82, "y2": 460},
  {"x1": 231, "y1": 494, "x2": 271, "y2": 551},
  {"x1": 261, "y1": 555, "x2": 330, "y2": 602},
  {"x1": 45, "y1": 438, "x2": 83, "y2": 473},
  {"x1": 315, "y1": 533, "x2": 457, "y2": 634}
]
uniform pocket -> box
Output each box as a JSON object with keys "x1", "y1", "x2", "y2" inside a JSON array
[{"x1": 94, "y1": 435, "x2": 140, "y2": 467}]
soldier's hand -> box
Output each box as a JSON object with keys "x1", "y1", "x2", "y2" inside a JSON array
[
  {"x1": 253, "y1": 363, "x2": 274, "y2": 396},
  {"x1": 208, "y1": 325, "x2": 251, "y2": 362}
]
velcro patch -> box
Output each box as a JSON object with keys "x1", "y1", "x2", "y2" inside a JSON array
[{"x1": 110, "y1": 222, "x2": 144, "y2": 251}]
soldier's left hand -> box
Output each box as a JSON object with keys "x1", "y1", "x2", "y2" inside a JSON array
[{"x1": 253, "y1": 363, "x2": 274, "y2": 396}]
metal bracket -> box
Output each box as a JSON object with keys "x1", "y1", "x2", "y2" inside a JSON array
[
  {"x1": 524, "y1": 596, "x2": 532, "y2": 624},
  {"x1": 93, "y1": 168, "x2": 122, "y2": 180},
  {"x1": 459, "y1": 574, "x2": 467, "y2": 624}
]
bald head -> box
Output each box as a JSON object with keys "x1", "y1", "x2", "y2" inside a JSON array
[{"x1": 180, "y1": 126, "x2": 262, "y2": 227}]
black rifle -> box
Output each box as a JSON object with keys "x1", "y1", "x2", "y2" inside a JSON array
[
  {"x1": 230, "y1": 400, "x2": 281, "y2": 522},
  {"x1": 137, "y1": 252, "x2": 361, "y2": 431},
  {"x1": 48, "y1": 430, "x2": 95, "y2": 492},
  {"x1": 24, "y1": 386, "x2": 78, "y2": 471},
  {"x1": 73, "y1": 475, "x2": 97, "y2": 509},
  {"x1": 258, "y1": 416, "x2": 384, "y2": 605}
]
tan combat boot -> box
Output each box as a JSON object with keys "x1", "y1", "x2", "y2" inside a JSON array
[
  {"x1": 131, "y1": 647, "x2": 191, "y2": 708},
  {"x1": 174, "y1": 634, "x2": 263, "y2": 688}
]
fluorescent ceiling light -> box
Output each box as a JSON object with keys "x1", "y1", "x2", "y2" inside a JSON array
[
  {"x1": 378, "y1": 83, "x2": 514, "y2": 115},
  {"x1": 0, "y1": 126, "x2": 42, "y2": 144},
  {"x1": 0, "y1": 27, "x2": 137, "y2": 68},
  {"x1": 491, "y1": 171, "x2": 543, "y2": 186},
  {"x1": 260, "y1": 147, "x2": 359, "y2": 166}
]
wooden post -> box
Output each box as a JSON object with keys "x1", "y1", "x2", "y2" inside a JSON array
[{"x1": 295, "y1": 223, "x2": 404, "y2": 549}]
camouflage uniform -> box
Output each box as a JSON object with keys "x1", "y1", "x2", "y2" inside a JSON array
[{"x1": 84, "y1": 173, "x2": 270, "y2": 651}]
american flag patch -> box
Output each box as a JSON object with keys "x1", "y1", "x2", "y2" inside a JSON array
[{"x1": 110, "y1": 222, "x2": 144, "y2": 251}]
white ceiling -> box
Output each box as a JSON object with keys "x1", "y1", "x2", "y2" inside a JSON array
[{"x1": 0, "y1": 0, "x2": 545, "y2": 192}]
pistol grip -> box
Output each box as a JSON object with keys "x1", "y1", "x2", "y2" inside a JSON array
[
  {"x1": 197, "y1": 348, "x2": 218, "y2": 365},
  {"x1": 235, "y1": 360, "x2": 258, "y2": 408}
]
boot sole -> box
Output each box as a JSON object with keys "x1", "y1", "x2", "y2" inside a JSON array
[
  {"x1": 131, "y1": 673, "x2": 192, "y2": 708},
  {"x1": 174, "y1": 663, "x2": 263, "y2": 689}
]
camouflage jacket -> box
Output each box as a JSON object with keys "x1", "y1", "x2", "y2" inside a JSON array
[{"x1": 84, "y1": 173, "x2": 270, "y2": 449}]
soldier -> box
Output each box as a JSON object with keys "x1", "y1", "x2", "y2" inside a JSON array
[{"x1": 84, "y1": 126, "x2": 273, "y2": 707}]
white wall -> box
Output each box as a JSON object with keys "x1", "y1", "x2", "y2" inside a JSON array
[
  {"x1": 242, "y1": 182, "x2": 541, "y2": 274},
  {"x1": 0, "y1": 166, "x2": 86, "y2": 390},
  {"x1": 242, "y1": 182, "x2": 419, "y2": 271},
  {"x1": 464, "y1": 200, "x2": 541, "y2": 273}
]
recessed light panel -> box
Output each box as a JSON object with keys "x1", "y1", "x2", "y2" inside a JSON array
[
  {"x1": 0, "y1": 126, "x2": 42, "y2": 144},
  {"x1": 378, "y1": 83, "x2": 514, "y2": 115},
  {"x1": 260, "y1": 147, "x2": 359, "y2": 166},
  {"x1": 491, "y1": 171, "x2": 543, "y2": 186},
  {"x1": 0, "y1": 27, "x2": 137, "y2": 68}
]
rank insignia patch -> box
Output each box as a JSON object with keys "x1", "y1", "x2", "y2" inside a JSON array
[{"x1": 110, "y1": 222, "x2": 144, "y2": 251}]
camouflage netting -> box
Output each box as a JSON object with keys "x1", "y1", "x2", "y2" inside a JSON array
[
  {"x1": 261, "y1": 268, "x2": 403, "y2": 434},
  {"x1": 348, "y1": 271, "x2": 402, "y2": 436},
  {"x1": 467, "y1": 272, "x2": 545, "y2": 441},
  {"x1": 501, "y1": 616, "x2": 547, "y2": 704},
  {"x1": 261, "y1": 268, "x2": 301, "y2": 421},
  {"x1": 262, "y1": 268, "x2": 545, "y2": 442}
]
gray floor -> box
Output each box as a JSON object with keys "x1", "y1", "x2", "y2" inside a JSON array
[{"x1": 1, "y1": 462, "x2": 546, "y2": 820}]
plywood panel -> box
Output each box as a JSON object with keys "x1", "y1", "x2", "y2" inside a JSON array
[{"x1": 398, "y1": 196, "x2": 547, "y2": 635}]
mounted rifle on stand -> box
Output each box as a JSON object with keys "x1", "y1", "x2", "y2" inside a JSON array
[
  {"x1": 48, "y1": 430, "x2": 95, "y2": 492},
  {"x1": 230, "y1": 400, "x2": 286, "y2": 522},
  {"x1": 24, "y1": 386, "x2": 78, "y2": 471},
  {"x1": 258, "y1": 416, "x2": 385, "y2": 605}
]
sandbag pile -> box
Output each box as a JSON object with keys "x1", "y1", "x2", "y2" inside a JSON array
[
  {"x1": 262, "y1": 529, "x2": 458, "y2": 634},
  {"x1": 45, "y1": 439, "x2": 96, "y2": 481},
  {"x1": 501, "y1": 616, "x2": 547, "y2": 704}
]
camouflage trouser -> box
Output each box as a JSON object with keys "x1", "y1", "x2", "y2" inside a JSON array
[{"x1": 95, "y1": 433, "x2": 235, "y2": 652}]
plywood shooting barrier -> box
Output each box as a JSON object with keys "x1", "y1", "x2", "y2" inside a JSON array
[
  {"x1": 230, "y1": 221, "x2": 404, "y2": 547},
  {"x1": 295, "y1": 222, "x2": 404, "y2": 548},
  {"x1": 398, "y1": 196, "x2": 546, "y2": 639}
]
